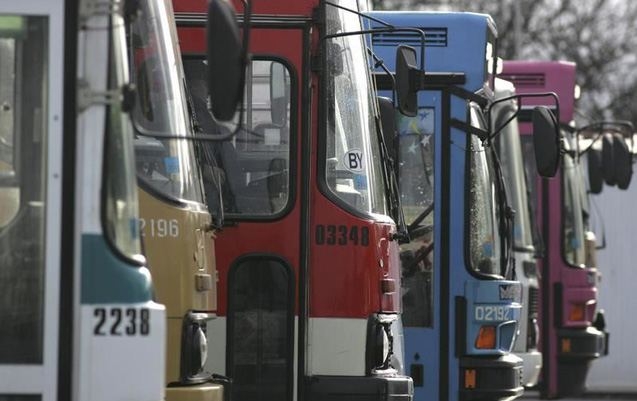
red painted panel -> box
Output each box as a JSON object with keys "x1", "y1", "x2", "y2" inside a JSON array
[{"x1": 173, "y1": 0, "x2": 316, "y2": 16}]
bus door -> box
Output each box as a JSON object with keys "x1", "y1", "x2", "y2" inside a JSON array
[
  {"x1": 0, "y1": 2, "x2": 65, "y2": 399},
  {"x1": 180, "y1": 21, "x2": 304, "y2": 401}
]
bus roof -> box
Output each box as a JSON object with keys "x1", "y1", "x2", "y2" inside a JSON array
[
  {"x1": 368, "y1": 11, "x2": 496, "y2": 92},
  {"x1": 500, "y1": 60, "x2": 577, "y2": 123}
]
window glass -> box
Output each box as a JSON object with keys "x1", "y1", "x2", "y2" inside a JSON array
[
  {"x1": 495, "y1": 106, "x2": 534, "y2": 248},
  {"x1": 396, "y1": 108, "x2": 434, "y2": 327},
  {"x1": 229, "y1": 259, "x2": 292, "y2": 401},
  {"x1": 323, "y1": 0, "x2": 387, "y2": 216},
  {"x1": 0, "y1": 15, "x2": 47, "y2": 364},
  {"x1": 183, "y1": 58, "x2": 292, "y2": 216},
  {"x1": 128, "y1": 0, "x2": 204, "y2": 204},
  {"x1": 468, "y1": 108, "x2": 501, "y2": 276},
  {"x1": 104, "y1": 22, "x2": 142, "y2": 259},
  {"x1": 562, "y1": 152, "x2": 586, "y2": 266}
]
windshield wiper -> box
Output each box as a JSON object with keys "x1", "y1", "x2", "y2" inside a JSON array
[{"x1": 407, "y1": 202, "x2": 434, "y2": 235}]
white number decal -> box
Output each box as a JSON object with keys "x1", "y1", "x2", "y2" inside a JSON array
[
  {"x1": 139, "y1": 218, "x2": 179, "y2": 238},
  {"x1": 474, "y1": 305, "x2": 512, "y2": 322}
]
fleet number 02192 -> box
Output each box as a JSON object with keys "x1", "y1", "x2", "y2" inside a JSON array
[{"x1": 474, "y1": 305, "x2": 512, "y2": 321}]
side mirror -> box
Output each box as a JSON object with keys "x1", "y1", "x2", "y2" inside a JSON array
[
  {"x1": 377, "y1": 96, "x2": 397, "y2": 166},
  {"x1": 601, "y1": 133, "x2": 616, "y2": 186},
  {"x1": 270, "y1": 62, "x2": 288, "y2": 127},
  {"x1": 207, "y1": 0, "x2": 244, "y2": 121},
  {"x1": 531, "y1": 106, "x2": 561, "y2": 177},
  {"x1": 587, "y1": 148, "x2": 604, "y2": 194},
  {"x1": 613, "y1": 133, "x2": 633, "y2": 190},
  {"x1": 395, "y1": 45, "x2": 418, "y2": 117}
]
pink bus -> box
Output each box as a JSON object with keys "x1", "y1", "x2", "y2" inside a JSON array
[{"x1": 501, "y1": 61, "x2": 607, "y2": 398}]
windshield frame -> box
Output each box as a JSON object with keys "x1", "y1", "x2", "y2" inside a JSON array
[
  {"x1": 464, "y1": 103, "x2": 505, "y2": 279},
  {"x1": 128, "y1": 0, "x2": 206, "y2": 207},
  {"x1": 317, "y1": 1, "x2": 391, "y2": 221}
]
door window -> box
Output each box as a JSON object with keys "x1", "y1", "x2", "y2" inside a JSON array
[{"x1": 0, "y1": 15, "x2": 48, "y2": 364}]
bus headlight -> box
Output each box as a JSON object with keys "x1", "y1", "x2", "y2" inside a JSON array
[
  {"x1": 366, "y1": 313, "x2": 397, "y2": 373},
  {"x1": 180, "y1": 312, "x2": 211, "y2": 382}
]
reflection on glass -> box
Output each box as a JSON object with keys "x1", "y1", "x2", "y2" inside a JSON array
[
  {"x1": 396, "y1": 108, "x2": 434, "y2": 327},
  {"x1": 0, "y1": 15, "x2": 47, "y2": 364},
  {"x1": 324, "y1": 0, "x2": 387, "y2": 216},
  {"x1": 128, "y1": 0, "x2": 204, "y2": 203},
  {"x1": 183, "y1": 58, "x2": 292, "y2": 216},
  {"x1": 229, "y1": 259, "x2": 292, "y2": 401}
]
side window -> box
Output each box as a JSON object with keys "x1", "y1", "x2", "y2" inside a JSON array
[
  {"x1": 0, "y1": 15, "x2": 48, "y2": 364},
  {"x1": 183, "y1": 58, "x2": 292, "y2": 217}
]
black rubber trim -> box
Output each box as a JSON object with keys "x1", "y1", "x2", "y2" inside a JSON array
[
  {"x1": 440, "y1": 88, "x2": 451, "y2": 401},
  {"x1": 307, "y1": 374, "x2": 413, "y2": 401},
  {"x1": 59, "y1": 2, "x2": 78, "y2": 400}
]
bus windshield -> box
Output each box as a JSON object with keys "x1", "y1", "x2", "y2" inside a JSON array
[
  {"x1": 323, "y1": 0, "x2": 388, "y2": 216},
  {"x1": 495, "y1": 105, "x2": 534, "y2": 250},
  {"x1": 468, "y1": 106, "x2": 502, "y2": 276},
  {"x1": 128, "y1": 0, "x2": 204, "y2": 204},
  {"x1": 562, "y1": 152, "x2": 586, "y2": 266}
]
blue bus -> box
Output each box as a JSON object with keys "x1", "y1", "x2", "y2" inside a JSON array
[{"x1": 368, "y1": 11, "x2": 559, "y2": 401}]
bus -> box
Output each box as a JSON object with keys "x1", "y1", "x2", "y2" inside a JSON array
[
  {"x1": 131, "y1": 1, "x2": 245, "y2": 400},
  {"x1": 0, "y1": 0, "x2": 165, "y2": 400},
  {"x1": 368, "y1": 11, "x2": 560, "y2": 401},
  {"x1": 493, "y1": 78, "x2": 542, "y2": 388},
  {"x1": 501, "y1": 60, "x2": 607, "y2": 398},
  {"x1": 174, "y1": 0, "x2": 415, "y2": 400}
]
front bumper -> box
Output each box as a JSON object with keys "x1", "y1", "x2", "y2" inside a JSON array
[
  {"x1": 459, "y1": 353, "x2": 524, "y2": 401},
  {"x1": 308, "y1": 374, "x2": 414, "y2": 401},
  {"x1": 556, "y1": 326, "x2": 606, "y2": 397},
  {"x1": 518, "y1": 350, "x2": 542, "y2": 388},
  {"x1": 166, "y1": 381, "x2": 225, "y2": 401}
]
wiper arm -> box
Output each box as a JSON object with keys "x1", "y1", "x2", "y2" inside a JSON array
[{"x1": 407, "y1": 202, "x2": 434, "y2": 234}]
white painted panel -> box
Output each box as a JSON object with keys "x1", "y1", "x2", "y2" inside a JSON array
[
  {"x1": 308, "y1": 317, "x2": 367, "y2": 376},
  {"x1": 586, "y1": 184, "x2": 637, "y2": 392}
]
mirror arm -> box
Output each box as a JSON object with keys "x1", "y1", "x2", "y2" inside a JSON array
[
  {"x1": 448, "y1": 85, "x2": 488, "y2": 108},
  {"x1": 450, "y1": 118, "x2": 489, "y2": 142},
  {"x1": 368, "y1": 48, "x2": 397, "y2": 107}
]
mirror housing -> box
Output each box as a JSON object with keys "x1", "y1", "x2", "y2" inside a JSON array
[
  {"x1": 613, "y1": 133, "x2": 633, "y2": 190},
  {"x1": 207, "y1": 0, "x2": 244, "y2": 121},
  {"x1": 395, "y1": 45, "x2": 418, "y2": 117},
  {"x1": 377, "y1": 96, "x2": 397, "y2": 166},
  {"x1": 531, "y1": 106, "x2": 561, "y2": 177},
  {"x1": 269, "y1": 62, "x2": 288, "y2": 126},
  {"x1": 587, "y1": 148, "x2": 604, "y2": 194}
]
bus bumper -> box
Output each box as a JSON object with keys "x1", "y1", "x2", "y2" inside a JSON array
[
  {"x1": 557, "y1": 326, "x2": 605, "y2": 396},
  {"x1": 308, "y1": 374, "x2": 414, "y2": 401},
  {"x1": 519, "y1": 349, "x2": 542, "y2": 388},
  {"x1": 166, "y1": 381, "x2": 225, "y2": 401},
  {"x1": 459, "y1": 353, "x2": 524, "y2": 401}
]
